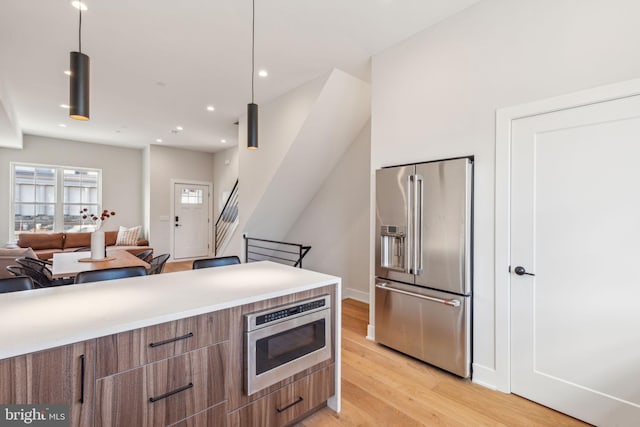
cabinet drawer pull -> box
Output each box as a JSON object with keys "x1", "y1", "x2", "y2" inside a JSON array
[
  {"x1": 149, "y1": 332, "x2": 194, "y2": 348},
  {"x1": 79, "y1": 354, "x2": 85, "y2": 404},
  {"x1": 149, "y1": 382, "x2": 194, "y2": 403},
  {"x1": 276, "y1": 396, "x2": 304, "y2": 413}
]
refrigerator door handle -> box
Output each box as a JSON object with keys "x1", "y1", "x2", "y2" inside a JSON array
[
  {"x1": 407, "y1": 174, "x2": 414, "y2": 274},
  {"x1": 414, "y1": 174, "x2": 424, "y2": 275},
  {"x1": 375, "y1": 283, "x2": 461, "y2": 308}
]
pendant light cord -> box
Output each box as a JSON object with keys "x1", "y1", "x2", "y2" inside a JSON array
[
  {"x1": 251, "y1": 0, "x2": 255, "y2": 103},
  {"x1": 78, "y1": 2, "x2": 83, "y2": 53}
]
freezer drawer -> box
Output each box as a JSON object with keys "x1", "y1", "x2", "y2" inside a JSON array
[{"x1": 375, "y1": 280, "x2": 471, "y2": 378}]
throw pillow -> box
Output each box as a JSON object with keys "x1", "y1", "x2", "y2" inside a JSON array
[
  {"x1": 0, "y1": 247, "x2": 38, "y2": 260},
  {"x1": 115, "y1": 226, "x2": 141, "y2": 246}
]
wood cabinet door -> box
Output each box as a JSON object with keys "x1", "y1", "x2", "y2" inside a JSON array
[
  {"x1": 171, "y1": 402, "x2": 227, "y2": 427},
  {"x1": 228, "y1": 364, "x2": 334, "y2": 427},
  {"x1": 0, "y1": 341, "x2": 96, "y2": 427},
  {"x1": 95, "y1": 343, "x2": 227, "y2": 427},
  {"x1": 96, "y1": 310, "x2": 229, "y2": 378}
]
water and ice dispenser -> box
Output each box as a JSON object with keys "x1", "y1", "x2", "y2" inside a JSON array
[{"x1": 380, "y1": 225, "x2": 406, "y2": 271}]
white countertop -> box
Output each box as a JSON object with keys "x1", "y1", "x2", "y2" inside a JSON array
[{"x1": 0, "y1": 261, "x2": 341, "y2": 360}]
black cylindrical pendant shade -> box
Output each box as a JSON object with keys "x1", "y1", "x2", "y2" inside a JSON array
[
  {"x1": 247, "y1": 103, "x2": 258, "y2": 150},
  {"x1": 70, "y1": 51, "x2": 90, "y2": 121}
]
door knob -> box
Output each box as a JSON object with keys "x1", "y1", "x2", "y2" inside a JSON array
[{"x1": 514, "y1": 266, "x2": 535, "y2": 276}]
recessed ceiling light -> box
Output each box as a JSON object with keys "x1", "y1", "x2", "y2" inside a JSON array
[
  {"x1": 60, "y1": 104, "x2": 70, "y2": 109},
  {"x1": 206, "y1": 105, "x2": 215, "y2": 112},
  {"x1": 258, "y1": 69, "x2": 269, "y2": 78},
  {"x1": 221, "y1": 139, "x2": 227, "y2": 143},
  {"x1": 176, "y1": 126, "x2": 183, "y2": 131},
  {"x1": 64, "y1": 70, "x2": 72, "y2": 76},
  {"x1": 58, "y1": 123, "x2": 67, "y2": 128},
  {"x1": 71, "y1": 1, "x2": 88, "y2": 11},
  {"x1": 155, "y1": 138, "x2": 163, "y2": 143}
]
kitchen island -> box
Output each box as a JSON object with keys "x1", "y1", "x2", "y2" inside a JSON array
[{"x1": 0, "y1": 261, "x2": 341, "y2": 426}]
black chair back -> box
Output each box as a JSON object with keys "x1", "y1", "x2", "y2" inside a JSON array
[
  {"x1": 135, "y1": 249, "x2": 154, "y2": 262},
  {"x1": 75, "y1": 266, "x2": 147, "y2": 284},
  {"x1": 149, "y1": 254, "x2": 170, "y2": 275},
  {"x1": 16, "y1": 257, "x2": 74, "y2": 287},
  {"x1": 6, "y1": 265, "x2": 28, "y2": 277},
  {"x1": 192, "y1": 256, "x2": 241, "y2": 269},
  {"x1": 0, "y1": 276, "x2": 35, "y2": 293},
  {"x1": 15, "y1": 257, "x2": 53, "y2": 288}
]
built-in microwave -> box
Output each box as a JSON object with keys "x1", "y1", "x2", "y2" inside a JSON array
[{"x1": 244, "y1": 295, "x2": 332, "y2": 395}]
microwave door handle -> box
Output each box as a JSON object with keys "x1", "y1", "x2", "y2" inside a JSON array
[{"x1": 415, "y1": 174, "x2": 424, "y2": 275}]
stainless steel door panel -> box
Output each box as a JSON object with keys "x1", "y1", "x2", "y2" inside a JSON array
[
  {"x1": 375, "y1": 280, "x2": 470, "y2": 378},
  {"x1": 415, "y1": 158, "x2": 472, "y2": 295},
  {"x1": 375, "y1": 165, "x2": 415, "y2": 284}
]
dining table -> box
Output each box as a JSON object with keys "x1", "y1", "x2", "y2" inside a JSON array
[{"x1": 51, "y1": 249, "x2": 150, "y2": 279}]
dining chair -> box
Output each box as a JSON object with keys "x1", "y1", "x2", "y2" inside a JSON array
[
  {"x1": 15, "y1": 257, "x2": 74, "y2": 287},
  {"x1": 135, "y1": 249, "x2": 154, "y2": 262},
  {"x1": 6, "y1": 265, "x2": 29, "y2": 277},
  {"x1": 192, "y1": 255, "x2": 241, "y2": 269},
  {"x1": 148, "y1": 253, "x2": 170, "y2": 275},
  {"x1": 74, "y1": 266, "x2": 147, "y2": 284},
  {"x1": 0, "y1": 276, "x2": 35, "y2": 293}
]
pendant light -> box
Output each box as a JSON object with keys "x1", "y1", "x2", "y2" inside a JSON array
[
  {"x1": 247, "y1": 0, "x2": 258, "y2": 150},
  {"x1": 69, "y1": 1, "x2": 90, "y2": 121}
]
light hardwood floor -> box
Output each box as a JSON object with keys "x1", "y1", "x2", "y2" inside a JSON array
[
  {"x1": 161, "y1": 261, "x2": 588, "y2": 426},
  {"x1": 297, "y1": 299, "x2": 588, "y2": 427},
  {"x1": 162, "y1": 260, "x2": 195, "y2": 273}
]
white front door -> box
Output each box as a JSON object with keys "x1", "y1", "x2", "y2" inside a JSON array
[
  {"x1": 173, "y1": 182, "x2": 210, "y2": 260},
  {"x1": 510, "y1": 94, "x2": 640, "y2": 426}
]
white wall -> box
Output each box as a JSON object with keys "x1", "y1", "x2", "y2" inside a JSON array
[
  {"x1": 238, "y1": 74, "x2": 328, "y2": 250},
  {"x1": 148, "y1": 145, "x2": 214, "y2": 257},
  {"x1": 371, "y1": 0, "x2": 640, "y2": 390},
  {"x1": 212, "y1": 146, "x2": 239, "y2": 218},
  {"x1": 244, "y1": 70, "x2": 370, "y2": 243},
  {"x1": 0, "y1": 134, "x2": 143, "y2": 244},
  {"x1": 0, "y1": 82, "x2": 22, "y2": 149},
  {"x1": 286, "y1": 121, "x2": 371, "y2": 302},
  {"x1": 142, "y1": 146, "x2": 151, "y2": 241}
]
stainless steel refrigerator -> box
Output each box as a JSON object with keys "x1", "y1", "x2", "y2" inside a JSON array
[{"x1": 375, "y1": 157, "x2": 472, "y2": 378}]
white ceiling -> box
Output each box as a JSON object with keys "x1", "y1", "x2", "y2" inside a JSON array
[{"x1": 0, "y1": 0, "x2": 479, "y2": 153}]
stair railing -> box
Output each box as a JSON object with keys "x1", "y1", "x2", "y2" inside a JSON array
[
  {"x1": 244, "y1": 236, "x2": 311, "y2": 268},
  {"x1": 215, "y1": 179, "x2": 239, "y2": 255}
]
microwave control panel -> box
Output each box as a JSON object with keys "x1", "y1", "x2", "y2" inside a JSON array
[
  {"x1": 245, "y1": 294, "x2": 331, "y2": 331},
  {"x1": 256, "y1": 299, "x2": 326, "y2": 326}
]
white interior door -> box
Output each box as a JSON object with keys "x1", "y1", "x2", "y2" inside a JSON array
[
  {"x1": 173, "y1": 183, "x2": 210, "y2": 260},
  {"x1": 510, "y1": 94, "x2": 640, "y2": 426}
]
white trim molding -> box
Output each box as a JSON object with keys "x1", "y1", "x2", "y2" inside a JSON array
[
  {"x1": 170, "y1": 179, "x2": 213, "y2": 261},
  {"x1": 494, "y1": 77, "x2": 640, "y2": 393},
  {"x1": 343, "y1": 287, "x2": 369, "y2": 303}
]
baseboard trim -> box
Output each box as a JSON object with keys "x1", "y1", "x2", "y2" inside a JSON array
[
  {"x1": 343, "y1": 288, "x2": 369, "y2": 303},
  {"x1": 471, "y1": 363, "x2": 502, "y2": 392},
  {"x1": 366, "y1": 324, "x2": 375, "y2": 341}
]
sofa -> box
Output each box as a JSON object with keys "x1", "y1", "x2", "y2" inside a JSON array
[{"x1": 13, "y1": 231, "x2": 151, "y2": 261}]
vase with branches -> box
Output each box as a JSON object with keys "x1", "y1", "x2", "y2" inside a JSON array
[
  {"x1": 80, "y1": 208, "x2": 116, "y2": 260},
  {"x1": 81, "y1": 208, "x2": 116, "y2": 232}
]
